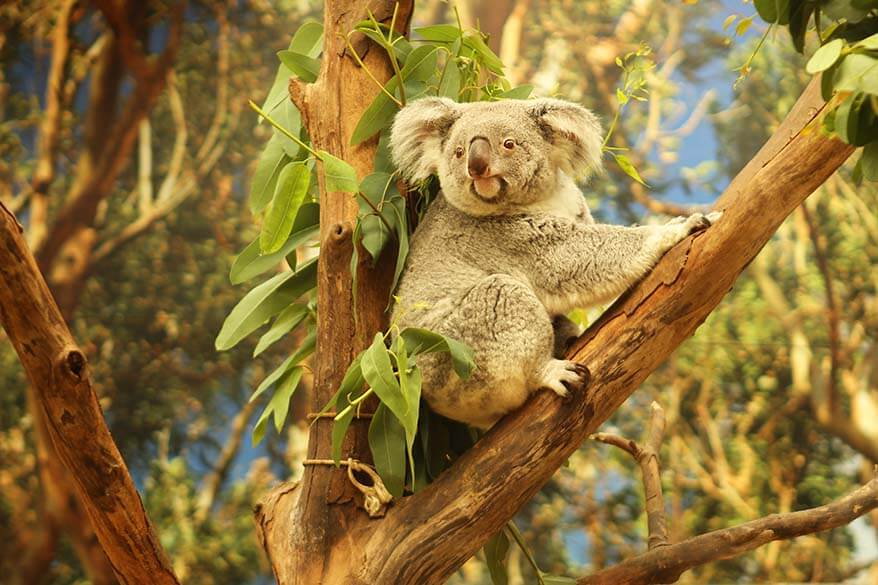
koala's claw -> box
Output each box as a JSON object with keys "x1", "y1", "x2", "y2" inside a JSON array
[{"x1": 539, "y1": 359, "x2": 591, "y2": 400}]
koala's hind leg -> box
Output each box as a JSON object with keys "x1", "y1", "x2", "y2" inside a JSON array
[
  {"x1": 424, "y1": 274, "x2": 587, "y2": 428},
  {"x1": 552, "y1": 315, "x2": 583, "y2": 358}
]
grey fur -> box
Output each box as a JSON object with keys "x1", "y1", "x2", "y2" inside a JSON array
[{"x1": 390, "y1": 97, "x2": 720, "y2": 429}]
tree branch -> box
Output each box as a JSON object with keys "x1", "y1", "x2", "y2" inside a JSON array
[
  {"x1": 593, "y1": 401, "x2": 669, "y2": 549},
  {"x1": 578, "y1": 476, "x2": 878, "y2": 584},
  {"x1": 353, "y1": 77, "x2": 853, "y2": 584},
  {"x1": 0, "y1": 200, "x2": 179, "y2": 585}
]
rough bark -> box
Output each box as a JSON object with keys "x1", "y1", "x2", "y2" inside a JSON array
[
  {"x1": 257, "y1": 73, "x2": 854, "y2": 582},
  {"x1": 0, "y1": 203, "x2": 179, "y2": 585}
]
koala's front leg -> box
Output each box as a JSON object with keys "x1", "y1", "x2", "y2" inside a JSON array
[{"x1": 523, "y1": 211, "x2": 721, "y2": 314}]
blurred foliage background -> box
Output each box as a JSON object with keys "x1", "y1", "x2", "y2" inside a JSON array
[{"x1": 0, "y1": 0, "x2": 876, "y2": 583}]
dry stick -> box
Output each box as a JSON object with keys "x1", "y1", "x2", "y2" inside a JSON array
[
  {"x1": 593, "y1": 401, "x2": 669, "y2": 550},
  {"x1": 0, "y1": 201, "x2": 180, "y2": 585},
  {"x1": 578, "y1": 476, "x2": 878, "y2": 585}
]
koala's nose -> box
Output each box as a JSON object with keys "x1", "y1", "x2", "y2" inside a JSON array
[{"x1": 467, "y1": 137, "x2": 492, "y2": 178}]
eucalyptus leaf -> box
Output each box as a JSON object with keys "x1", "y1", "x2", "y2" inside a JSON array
[
  {"x1": 215, "y1": 258, "x2": 318, "y2": 350},
  {"x1": 237, "y1": 204, "x2": 319, "y2": 283},
  {"x1": 250, "y1": 135, "x2": 291, "y2": 214},
  {"x1": 319, "y1": 151, "x2": 360, "y2": 192},
  {"x1": 253, "y1": 366, "x2": 303, "y2": 444},
  {"x1": 361, "y1": 333, "x2": 407, "y2": 422},
  {"x1": 253, "y1": 303, "x2": 310, "y2": 357},
  {"x1": 500, "y1": 85, "x2": 534, "y2": 100},
  {"x1": 484, "y1": 530, "x2": 510, "y2": 585},
  {"x1": 806, "y1": 39, "x2": 845, "y2": 74},
  {"x1": 230, "y1": 202, "x2": 319, "y2": 284},
  {"x1": 861, "y1": 142, "x2": 878, "y2": 181},
  {"x1": 399, "y1": 327, "x2": 476, "y2": 379},
  {"x1": 277, "y1": 50, "x2": 320, "y2": 83},
  {"x1": 438, "y1": 59, "x2": 461, "y2": 99},
  {"x1": 261, "y1": 162, "x2": 311, "y2": 254},
  {"x1": 834, "y1": 53, "x2": 878, "y2": 94},
  {"x1": 414, "y1": 24, "x2": 462, "y2": 43},
  {"x1": 368, "y1": 403, "x2": 407, "y2": 498},
  {"x1": 613, "y1": 153, "x2": 648, "y2": 186},
  {"x1": 329, "y1": 354, "x2": 366, "y2": 463}
]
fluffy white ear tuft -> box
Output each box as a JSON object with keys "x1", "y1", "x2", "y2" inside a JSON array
[
  {"x1": 527, "y1": 99, "x2": 603, "y2": 178},
  {"x1": 390, "y1": 97, "x2": 460, "y2": 181}
]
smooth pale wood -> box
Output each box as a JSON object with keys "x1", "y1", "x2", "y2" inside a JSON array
[
  {"x1": 0, "y1": 204, "x2": 179, "y2": 585},
  {"x1": 351, "y1": 78, "x2": 854, "y2": 583},
  {"x1": 254, "y1": 2, "x2": 414, "y2": 584},
  {"x1": 579, "y1": 477, "x2": 878, "y2": 584}
]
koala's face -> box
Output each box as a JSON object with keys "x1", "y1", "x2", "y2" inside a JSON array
[{"x1": 390, "y1": 97, "x2": 603, "y2": 216}]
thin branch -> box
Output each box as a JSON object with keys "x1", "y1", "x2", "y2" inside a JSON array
[
  {"x1": 28, "y1": 0, "x2": 77, "y2": 251},
  {"x1": 593, "y1": 402, "x2": 668, "y2": 550},
  {"x1": 194, "y1": 400, "x2": 258, "y2": 525},
  {"x1": 801, "y1": 203, "x2": 841, "y2": 415},
  {"x1": 578, "y1": 477, "x2": 878, "y2": 585}
]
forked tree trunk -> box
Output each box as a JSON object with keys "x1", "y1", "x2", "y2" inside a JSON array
[{"x1": 252, "y1": 2, "x2": 414, "y2": 584}]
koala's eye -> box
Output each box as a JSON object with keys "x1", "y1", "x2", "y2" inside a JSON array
[
  {"x1": 455, "y1": 146, "x2": 464, "y2": 158},
  {"x1": 502, "y1": 138, "x2": 516, "y2": 150}
]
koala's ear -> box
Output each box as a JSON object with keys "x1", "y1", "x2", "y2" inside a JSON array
[
  {"x1": 390, "y1": 97, "x2": 460, "y2": 181},
  {"x1": 527, "y1": 99, "x2": 603, "y2": 177}
]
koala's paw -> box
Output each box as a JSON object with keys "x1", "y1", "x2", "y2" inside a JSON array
[
  {"x1": 538, "y1": 359, "x2": 591, "y2": 400},
  {"x1": 668, "y1": 210, "x2": 723, "y2": 234}
]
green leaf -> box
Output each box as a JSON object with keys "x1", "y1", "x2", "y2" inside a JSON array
[
  {"x1": 484, "y1": 530, "x2": 510, "y2": 585},
  {"x1": 735, "y1": 15, "x2": 754, "y2": 36},
  {"x1": 862, "y1": 142, "x2": 878, "y2": 181},
  {"x1": 464, "y1": 32, "x2": 505, "y2": 75},
  {"x1": 253, "y1": 303, "x2": 310, "y2": 357},
  {"x1": 257, "y1": 23, "x2": 322, "y2": 119},
  {"x1": 438, "y1": 59, "x2": 462, "y2": 99},
  {"x1": 613, "y1": 153, "x2": 648, "y2": 186},
  {"x1": 389, "y1": 198, "x2": 410, "y2": 295},
  {"x1": 754, "y1": 0, "x2": 790, "y2": 24},
  {"x1": 351, "y1": 84, "x2": 401, "y2": 146},
  {"x1": 230, "y1": 202, "x2": 319, "y2": 284},
  {"x1": 399, "y1": 327, "x2": 476, "y2": 379},
  {"x1": 392, "y1": 337, "x2": 421, "y2": 485},
  {"x1": 541, "y1": 577, "x2": 577, "y2": 585},
  {"x1": 855, "y1": 33, "x2": 878, "y2": 51},
  {"x1": 330, "y1": 355, "x2": 366, "y2": 463},
  {"x1": 261, "y1": 162, "x2": 312, "y2": 254},
  {"x1": 807, "y1": 39, "x2": 845, "y2": 74},
  {"x1": 414, "y1": 24, "x2": 462, "y2": 43},
  {"x1": 501, "y1": 85, "x2": 534, "y2": 100},
  {"x1": 251, "y1": 328, "x2": 317, "y2": 404},
  {"x1": 215, "y1": 258, "x2": 318, "y2": 350},
  {"x1": 834, "y1": 53, "x2": 878, "y2": 94},
  {"x1": 277, "y1": 50, "x2": 320, "y2": 83},
  {"x1": 505, "y1": 522, "x2": 546, "y2": 585},
  {"x1": 788, "y1": 1, "x2": 814, "y2": 53},
  {"x1": 368, "y1": 403, "x2": 407, "y2": 498},
  {"x1": 250, "y1": 135, "x2": 292, "y2": 214},
  {"x1": 358, "y1": 172, "x2": 401, "y2": 262},
  {"x1": 253, "y1": 366, "x2": 303, "y2": 444},
  {"x1": 361, "y1": 333, "x2": 407, "y2": 422},
  {"x1": 319, "y1": 151, "x2": 359, "y2": 192},
  {"x1": 401, "y1": 45, "x2": 440, "y2": 81},
  {"x1": 289, "y1": 20, "x2": 324, "y2": 57}
]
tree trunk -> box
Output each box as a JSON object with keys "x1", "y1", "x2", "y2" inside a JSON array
[{"x1": 254, "y1": 2, "x2": 413, "y2": 584}]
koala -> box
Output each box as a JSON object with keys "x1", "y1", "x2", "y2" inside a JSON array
[{"x1": 389, "y1": 97, "x2": 720, "y2": 429}]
